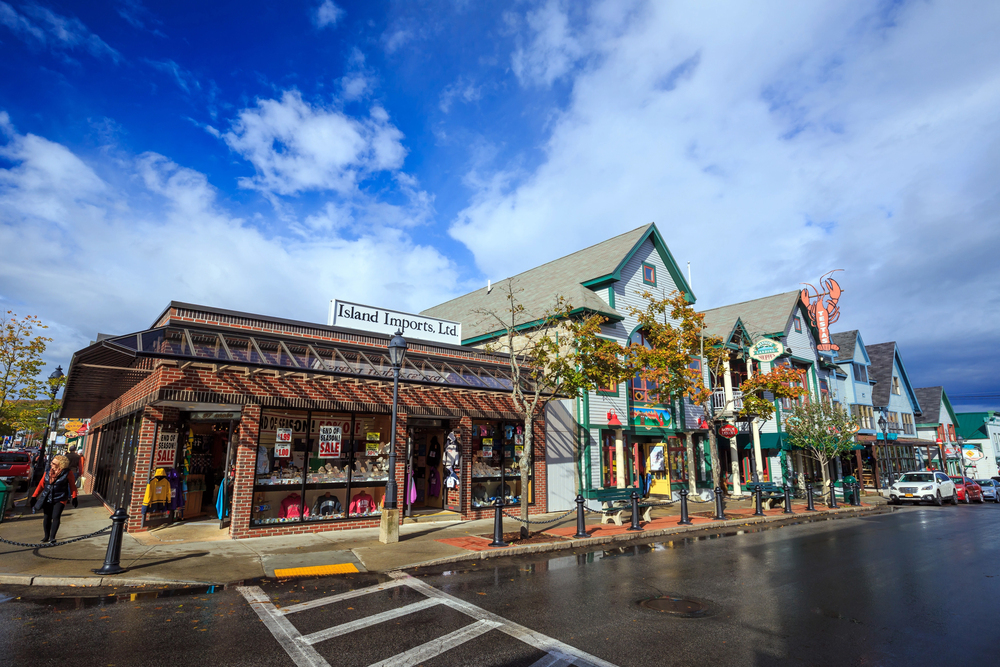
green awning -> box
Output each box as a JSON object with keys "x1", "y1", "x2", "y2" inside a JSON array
[
  {"x1": 745, "y1": 433, "x2": 786, "y2": 450},
  {"x1": 849, "y1": 443, "x2": 865, "y2": 451}
]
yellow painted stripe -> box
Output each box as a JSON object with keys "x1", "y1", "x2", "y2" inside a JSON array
[{"x1": 274, "y1": 563, "x2": 359, "y2": 578}]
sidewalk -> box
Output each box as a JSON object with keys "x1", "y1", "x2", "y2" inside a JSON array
[{"x1": 0, "y1": 492, "x2": 888, "y2": 588}]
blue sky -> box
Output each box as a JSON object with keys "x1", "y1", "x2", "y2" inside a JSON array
[{"x1": 1, "y1": 0, "x2": 999, "y2": 412}]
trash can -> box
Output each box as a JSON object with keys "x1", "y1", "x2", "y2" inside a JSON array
[{"x1": 0, "y1": 478, "x2": 9, "y2": 525}]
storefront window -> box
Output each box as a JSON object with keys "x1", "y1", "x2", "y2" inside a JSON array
[
  {"x1": 470, "y1": 420, "x2": 532, "y2": 508},
  {"x1": 250, "y1": 410, "x2": 391, "y2": 527}
]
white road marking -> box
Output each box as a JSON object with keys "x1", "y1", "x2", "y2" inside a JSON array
[
  {"x1": 366, "y1": 619, "x2": 503, "y2": 667},
  {"x1": 528, "y1": 651, "x2": 577, "y2": 667},
  {"x1": 237, "y1": 586, "x2": 329, "y2": 667},
  {"x1": 300, "y1": 598, "x2": 444, "y2": 645},
  {"x1": 391, "y1": 572, "x2": 618, "y2": 667},
  {"x1": 245, "y1": 571, "x2": 619, "y2": 667},
  {"x1": 279, "y1": 579, "x2": 408, "y2": 615}
]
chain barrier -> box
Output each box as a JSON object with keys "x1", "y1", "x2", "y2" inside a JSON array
[
  {"x1": 0, "y1": 525, "x2": 112, "y2": 549},
  {"x1": 501, "y1": 507, "x2": 576, "y2": 526}
]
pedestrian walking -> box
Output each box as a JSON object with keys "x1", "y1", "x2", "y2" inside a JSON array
[
  {"x1": 31, "y1": 455, "x2": 78, "y2": 544},
  {"x1": 66, "y1": 444, "x2": 85, "y2": 490}
]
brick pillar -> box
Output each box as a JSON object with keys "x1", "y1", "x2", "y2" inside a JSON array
[
  {"x1": 457, "y1": 416, "x2": 473, "y2": 516},
  {"x1": 391, "y1": 412, "x2": 408, "y2": 519},
  {"x1": 126, "y1": 406, "x2": 166, "y2": 533},
  {"x1": 533, "y1": 415, "x2": 547, "y2": 512},
  {"x1": 229, "y1": 403, "x2": 260, "y2": 539},
  {"x1": 82, "y1": 428, "x2": 99, "y2": 495}
]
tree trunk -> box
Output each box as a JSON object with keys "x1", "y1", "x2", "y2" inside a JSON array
[
  {"x1": 520, "y1": 415, "x2": 532, "y2": 536},
  {"x1": 818, "y1": 452, "x2": 831, "y2": 495},
  {"x1": 707, "y1": 429, "x2": 722, "y2": 492},
  {"x1": 684, "y1": 432, "x2": 697, "y2": 494}
]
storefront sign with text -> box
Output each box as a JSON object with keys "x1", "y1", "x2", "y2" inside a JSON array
[
  {"x1": 318, "y1": 426, "x2": 342, "y2": 458},
  {"x1": 154, "y1": 432, "x2": 178, "y2": 467}
]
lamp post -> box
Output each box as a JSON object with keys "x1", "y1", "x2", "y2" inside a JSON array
[
  {"x1": 39, "y1": 366, "x2": 64, "y2": 458},
  {"x1": 877, "y1": 412, "x2": 893, "y2": 487},
  {"x1": 379, "y1": 332, "x2": 407, "y2": 544}
]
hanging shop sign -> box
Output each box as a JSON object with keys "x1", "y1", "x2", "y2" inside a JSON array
[
  {"x1": 747, "y1": 339, "x2": 785, "y2": 363},
  {"x1": 328, "y1": 299, "x2": 462, "y2": 346},
  {"x1": 718, "y1": 424, "x2": 739, "y2": 439},
  {"x1": 318, "y1": 425, "x2": 343, "y2": 458},
  {"x1": 963, "y1": 446, "x2": 986, "y2": 462},
  {"x1": 154, "y1": 432, "x2": 178, "y2": 467},
  {"x1": 800, "y1": 271, "x2": 843, "y2": 354}
]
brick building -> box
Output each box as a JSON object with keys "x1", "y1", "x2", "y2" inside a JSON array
[{"x1": 60, "y1": 302, "x2": 546, "y2": 538}]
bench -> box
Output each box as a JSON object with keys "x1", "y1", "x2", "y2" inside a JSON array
[
  {"x1": 596, "y1": 488, "x2": 650, "y2": 526},
  {"x1": 750, "y1": 482, "x2": 789, "y2": 508}
]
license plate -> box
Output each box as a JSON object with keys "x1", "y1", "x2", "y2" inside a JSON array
[{"x1": 905, "y1": 493, "x2": 913, "y2": 497}]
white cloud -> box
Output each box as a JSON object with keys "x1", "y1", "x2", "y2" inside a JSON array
[
  {"x1": 439, "y1": 78, "x2": 483, "y2": 113},
  {"x1": 454, "y1": 0, "x2": 1000, "y2": 392},
  {"x1": 145, "y1": 59, "x2": 199, "y2": 93},
  {"x1": 314, "y1": 0, "x2": 343, "y2": 29},
  {"x1": 0, "y1": 1, "x2": 120, "y2": 61},
  {"x1": 222, "y1": 90, "x2": 407, "y2": 197},
  {"x1": 0, "y1": 116, "x2": 462, "y2": 363}
]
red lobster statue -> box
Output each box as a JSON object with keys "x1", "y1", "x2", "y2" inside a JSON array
[{"x1": 800, "y1": 270, "x2": 842, "y2": 353}]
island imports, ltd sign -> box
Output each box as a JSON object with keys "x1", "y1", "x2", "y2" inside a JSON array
[{"x1": 328, "y1": 300, "x2": 462, "y2": 346}]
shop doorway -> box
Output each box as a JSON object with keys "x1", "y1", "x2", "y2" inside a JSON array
[{"x1": 405, "y1": 422, "x2": 449, "y2": 515}]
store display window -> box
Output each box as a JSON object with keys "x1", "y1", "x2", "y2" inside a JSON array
[
  {"x1": 250, "y1": 410, "x2": 392, "y2": 527},
  {"x1": 470, "y1": 420, "x2": 532, "y2": 508}
]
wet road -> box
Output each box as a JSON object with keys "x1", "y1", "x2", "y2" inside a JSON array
[{"x1": 3, "y1": 503, "x2": 1000, "y2": 666}]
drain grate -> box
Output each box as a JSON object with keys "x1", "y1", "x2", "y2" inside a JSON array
[{"x1": 639, "y1": 595, "x2": 713, "y2": 618}]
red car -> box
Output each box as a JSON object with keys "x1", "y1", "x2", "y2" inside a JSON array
[
  {"x1": 0, "y1": 450, "x2": 32, "y2": 491},
  {"x1": 951, "y1": 476, "x2": 985, "y2": 504}
]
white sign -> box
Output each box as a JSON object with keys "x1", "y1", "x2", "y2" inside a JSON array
[
  {"x1": 748, "y1": 339, "x2": 785, "y2": 363},
  {"x1": 276, "y1": 428, "x2": 293, "y2": 444},
  {"x1": 275, "y1": 443, "x2": 291, "y2": 458},
  {"x1": 318, "y1": 425, "x2": 342, "y2": 458},
  {"x1": 329, "y1": 299, "x2": 462, "y2": 346},
  {"x1": 154, "y1": 432, "x2": 178, "y2": 468}
]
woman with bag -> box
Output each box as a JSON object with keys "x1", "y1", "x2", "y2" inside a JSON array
[{"x1": 31, "y1": 454, "x2": 78, "y2": 544}]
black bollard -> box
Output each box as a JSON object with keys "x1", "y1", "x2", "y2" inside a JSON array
[
  {"x1": 93, "y1": 507, "x2": 129, "y2": 575},
  {"x1": 488, "y1": 497, "x2": 507, "y2": 547},
  {"x1": 783, "y1": 483, "x2": 794, "y2": 514},
  {"x1": 753, "y1": 484, "x2": 764, "y2": 516},
  {"x1": 829, "y1": 482, "x2": 838, "y2": 508},
  {"x1": 714, "y1": 487, "x2": 726, "y2": 520},
  {"x1": 677, "y1": 489, "x2": 692, "y2": 525},
  {"x1": 574, "y1": 494, "x2": 589, "y2": 538},
  {"x1": 628, "y1": 490, "x2": 643, "y2": 531},
  {"x1": 852, "y1": 483, "x2": 861, "y2": 506},
  {"x1": 806, "y1": 483, "x2": 817, "y2": 511}
]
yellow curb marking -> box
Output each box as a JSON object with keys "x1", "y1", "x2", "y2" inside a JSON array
[{"x1": 274, "y1": 563, "x2": 359, "y2": 578}]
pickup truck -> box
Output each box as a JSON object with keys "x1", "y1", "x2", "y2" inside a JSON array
[{"x1": 0, "y1": 451, "x2": 32, "y2": 491}]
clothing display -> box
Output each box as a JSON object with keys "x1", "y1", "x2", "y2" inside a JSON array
[
  {"x1": 279, "y1": 493, "x2": 308, "y2": 519},
  {"x1": 444, "y1": 432, "x2": 461, "y2": 468},
  {"x1": 256, "y1": 445, "x2": 270, "y2": 474},
  {"x1": 141, "y1": 470, "x2": 172, "y2": 514},
  {"x1": 349, "y1": 491, "x2": 376, "y2": 515},
  {"x1": 408, "y1": 477, "x2": 417, "y2": 504},
  {"x1": 428, "y1": 467, "x2": 441, "y2": 497},
  {"x1": 311, "y1": 493, "x2": 343, "y2": 516},
  {"x1": 427, "y1": 437, "x2": 440, "y2": 464}
]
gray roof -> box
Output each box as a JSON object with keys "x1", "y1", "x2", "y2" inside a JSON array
[
  {"x1": 700, "y1": 291, "x2": 801, "y2": 341},
  {"x1": 830, "y1": 330, "x2": 858, "y2": 362},
  {"x1": 913, "y1": 387, "x2": 943, "y2": 423},
  {"x1": 422, "y1": 225, "x2": 653, "y2": 341},
  {"x1": 865, "y1": 342, "x2": 896, "y2": 408}
]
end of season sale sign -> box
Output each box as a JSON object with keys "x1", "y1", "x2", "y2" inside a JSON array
[
  {"x1": 319, "y1": 425, "x2": 342, "y2": 458},
  {"x1": 154, "y1": 432, "x2": 178, "y2": 467}
]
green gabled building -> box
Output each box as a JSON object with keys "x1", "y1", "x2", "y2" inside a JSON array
[{"x1": 422, "y1": 223, "x2": 699, "y2": 509}]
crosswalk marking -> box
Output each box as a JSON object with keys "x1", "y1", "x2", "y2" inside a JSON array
[
  {"x1": 278, "y1": 579, "x2": 408, "y2": 615},
  {"x1": 240, "y1": 570, "x2": 618, "y2": 667},
  {"x1": 300, "y1": 598, "x2": 443, "y2": 645},
  {"x1": 365, "y1": 620, "x2": 503, "y2": 667}
]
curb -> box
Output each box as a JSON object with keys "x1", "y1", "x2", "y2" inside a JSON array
[
  {"x1": 402, "y1": 504, "x2": 889, "y2": 571},
  {"x1": 0, "y1": 574, "x2": 225, "y2": 588}
]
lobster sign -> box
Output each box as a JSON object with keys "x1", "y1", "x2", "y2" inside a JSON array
[{"x1": 801, "y1": 270, "x2": 842, "y2": 354}]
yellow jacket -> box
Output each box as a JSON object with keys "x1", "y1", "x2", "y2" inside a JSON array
[{"x1": 142, "y1": 473, "x2": 172, "y2": 511}]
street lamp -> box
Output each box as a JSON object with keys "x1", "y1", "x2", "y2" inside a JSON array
[
  {"x1": 40, "y1": 366, "x2": 64, "y2": 457},
  {"x1": 383, "y1": 332, "x2": 407, "y2": 511},
  {"x1": 877, "y1": 411, "x2": 892, "y2": 487}
]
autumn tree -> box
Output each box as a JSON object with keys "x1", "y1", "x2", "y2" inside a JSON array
[
  {"x1": 0, "y1": 312, "x2": 54, "y2": 438},
  {"x1": 477, "y1": 279, "x2": 630, "y2": 529},
  {"x1": 625, "y1": 290, "x2": 727, "y2": 493},
  {"x1": 736, "y1": 362, "x2": 809, "y2": 485},
  {"x1": 783, "y1": 398, "x2": 859, "y2": 497}
]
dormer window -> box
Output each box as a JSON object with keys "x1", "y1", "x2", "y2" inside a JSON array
[
  {"x1": 892, "y1": 376, "x2": 901, "y2": 395},
  {"x1": 852, "y1": 363, "x2": 868, "y2": 383},
  {"x1": 793, "y1": 317, "x2": 802, "y2": 333},
  {"x1": 642, "y1": 262, "x2": 656, "y2": 286}
]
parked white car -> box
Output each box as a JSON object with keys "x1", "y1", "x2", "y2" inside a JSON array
[{"x1": 887, "y1": 471, "x2": 957, "y2": 506}]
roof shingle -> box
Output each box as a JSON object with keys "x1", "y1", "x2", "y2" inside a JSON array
[
  {"x1": 913, "y1": 386, "x2": 943, "y2": 423},
  {"x1": 699, "y1": 291, "x2": 801, "y2": 341}
]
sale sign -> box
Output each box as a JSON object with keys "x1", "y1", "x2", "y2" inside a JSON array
[
  {"x1": 154, "y1": 432, "x2": 178, "y2": 467},
  {"x1": 275, "y1": 443, "x2": 291, "y2": 458},
  {"x1": 319, "y1": 425, "x2": 342, "y2": 458}
]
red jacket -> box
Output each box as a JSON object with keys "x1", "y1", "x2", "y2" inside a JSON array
[{"x1": 33, "y1": 470, "x2": 77, "y2": 505}]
